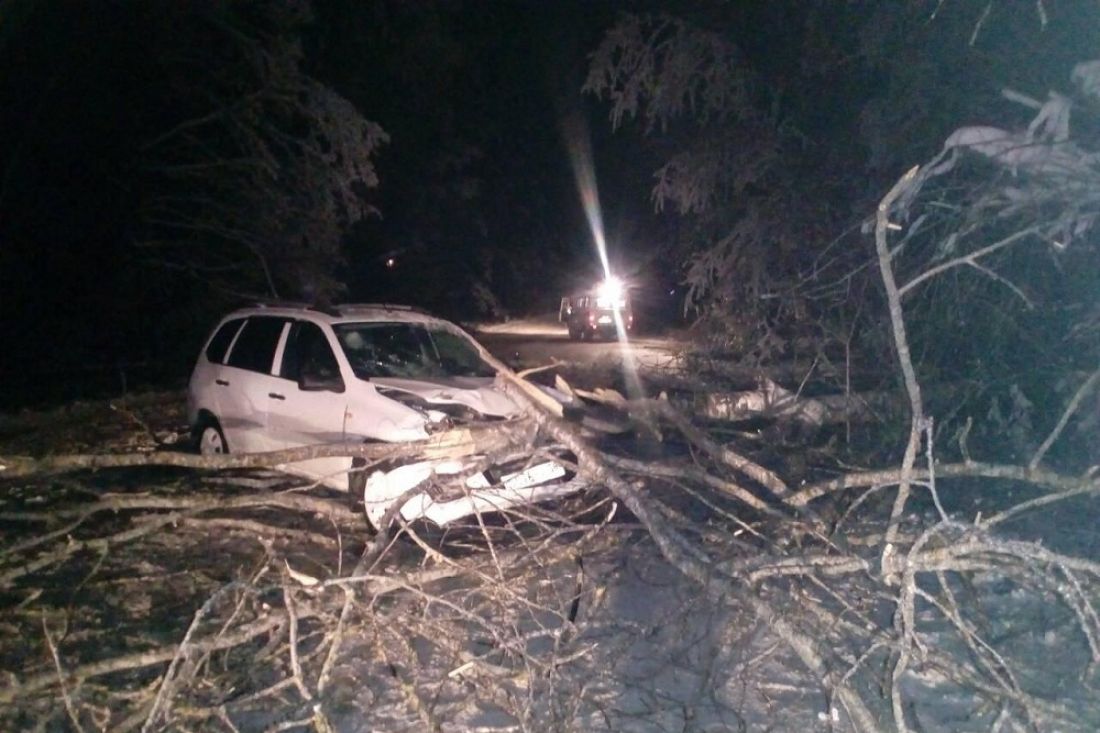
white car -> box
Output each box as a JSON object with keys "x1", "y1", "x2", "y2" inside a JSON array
[{"x1": 187, "y1": 303, "x2": 576, "y2": 529}]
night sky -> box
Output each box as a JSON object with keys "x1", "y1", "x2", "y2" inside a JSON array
[{"x1": 1, "y1": 1, "x2": 1096, "y2": 407}]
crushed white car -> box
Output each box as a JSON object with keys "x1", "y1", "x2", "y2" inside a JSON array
[{"x1": 187, "y1": 303, "x2": 577, "y2": 529}]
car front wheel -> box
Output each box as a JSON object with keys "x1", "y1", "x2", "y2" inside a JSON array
[{"x1": 198, "y1": 422, "x2": 228, "y2": 455}]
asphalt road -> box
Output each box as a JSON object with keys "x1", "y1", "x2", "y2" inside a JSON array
[{"x1": 474, "y1": 317, "x2": 684, "y2": 372}]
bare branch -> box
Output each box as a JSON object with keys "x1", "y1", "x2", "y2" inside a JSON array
[
  {"x1": 0, "y1": 420, "x2": 530, "y2": 479},
  {"x1": 875, "y1": 165, "x2": 925, "y2": 588},
  {"x1": 0, "y1": 611, "x2": 290, "y2": 705},
  {"x1": 897, "y1": 224, "x2": 1042, "y2": 297},
  {"x1": 1029, "y1": 364, "x2": 1100, "y2": 469},
  {"x1": 788, "y1": 460, "x2": 1099, "y2": 507}
]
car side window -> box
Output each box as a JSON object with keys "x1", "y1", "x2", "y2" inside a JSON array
[
  {"x1": 281, "y1": 321, "x2": 343, "y2": 387},
  {"x1": 205, "y1": 318, "x2": 244, "y2": 364},
  {"x1": 225, "y1": 317, "x2": 286, "y2": 374}
]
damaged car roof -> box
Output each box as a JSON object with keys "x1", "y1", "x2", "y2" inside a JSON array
[{"x1": 251, "y1": 301, "x2": 447, "y2": 326}]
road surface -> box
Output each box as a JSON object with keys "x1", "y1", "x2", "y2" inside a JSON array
[{"x1": 474, "y1": 317, "x2": 684, "y2": 372}]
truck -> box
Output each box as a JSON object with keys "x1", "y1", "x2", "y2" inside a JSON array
[{"x1": 558, "y1": 277, "x2": 634, "y2": 340}]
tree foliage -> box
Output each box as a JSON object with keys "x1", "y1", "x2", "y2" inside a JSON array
[
  {"x1": 881, "y1": 61, "x2": 1100, "y2": 463},
  {"x1": 584, "y1": 9, "x2": 851, "y2": 341},
  {"x1": 586, "y1": 2, "x2": 1100, "y2": 461},
  {"x1": 135, "y1": 1, "x2": 388, "y2": 301}
]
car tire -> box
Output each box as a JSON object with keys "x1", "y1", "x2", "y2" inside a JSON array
[{"x1": 197, "y1": 420, "x2": 228, "y2": 455}]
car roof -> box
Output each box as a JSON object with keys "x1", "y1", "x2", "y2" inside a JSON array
[{"x1": 224, "y1": 302, "x2": 446, "y2": 326}]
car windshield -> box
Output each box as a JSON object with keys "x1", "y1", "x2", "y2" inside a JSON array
[{"x1": 333, "y1": 322, "x2": 495, "y2": 380}]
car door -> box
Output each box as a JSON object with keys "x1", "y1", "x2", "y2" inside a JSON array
[
  {"x1": 266, "y1": 320, "x2": 354, "y2": 487},
  {"x1": 220, "y1": 316, "x2": 290, "y2": 453},
  {"x1": 189, "y1": 317, "x2": 245, "y2": 429}
]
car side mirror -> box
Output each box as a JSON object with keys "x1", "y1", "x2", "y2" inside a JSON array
[{"x1": 299, "y1": 371, "x2": 345, "y2": 393}]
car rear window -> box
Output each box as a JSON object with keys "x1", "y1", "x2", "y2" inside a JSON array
[
  {"x1": 225, "y1": 317, "x2": 287, "y2": 374},
  {"x1": 204, "y1": 318, "x2": 245, "y2": 364}
]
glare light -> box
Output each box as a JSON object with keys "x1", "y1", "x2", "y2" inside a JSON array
[
  {"x1": 596, "y1": 276, "x2": 624, "y2": 303},
  {"x1": 564, "y1": 115, "x2": 643, "y2": 403},
  {"x1": 385, "y1": 257, "x2": 396, "y2": 269}
]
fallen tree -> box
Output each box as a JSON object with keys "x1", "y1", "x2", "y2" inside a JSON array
[
  {"x1": 2, "y1": 331, "x2": 1098, "y2": 730},
  {"x1": 694, "y1": 376, "x2": 893, "y2": 426},
  {"x1": 0, "y1": 419, "x2": 533, "y2": 479}
]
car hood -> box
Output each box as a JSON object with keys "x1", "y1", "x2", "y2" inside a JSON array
[{"x1": 370, "y1": 376, "x2": 520, "y2": 418}]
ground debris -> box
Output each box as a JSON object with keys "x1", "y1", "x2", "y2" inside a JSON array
[{"x1": 2, "y1": 377, "x2": 1099, "y2": 731}]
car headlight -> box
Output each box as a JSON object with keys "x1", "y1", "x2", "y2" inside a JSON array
[
  {"x1": 425, "y1": 402, "x2": 485, "y2": 423},
  {"x1": 376, "y1": 388, "x2": 453, "y2": 432},
  {"x1": 377, "y1": 388, "x2": 431, "y2": 413}
]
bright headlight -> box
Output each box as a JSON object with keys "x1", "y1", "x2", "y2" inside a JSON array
[
  {"x1": 596, "y1": 276, "x2": 624, "y2": 302},
  {"x1": 596, "y1": 276, "x2": 628, "y2": 310}
]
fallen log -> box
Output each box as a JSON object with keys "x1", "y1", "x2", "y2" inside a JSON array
[
  {"x1": 0, "y1": 490, "x2": 359, "y2": 525},
  {"x1": 0, "y1": 420, "x2": 534, "y2": 479},
  {"x1": 696, "y1": 377, "x2": 893, "y2": 426},
  {"x1": 788, "y1": 461, "x2": 1100, "y2": 508}
]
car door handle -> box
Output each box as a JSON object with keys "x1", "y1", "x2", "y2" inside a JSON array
[
  {"x1": 268, "y1": 392, "x2": 285, "y2": 400},
  {"x1": 215, "y1": 379, "x2": 230, "y2": 386}
]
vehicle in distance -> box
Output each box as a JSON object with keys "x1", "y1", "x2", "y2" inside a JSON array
[
  {"x1": 559, "y1": 276, "x2": 633, "y2": 340},
  {"x1": 188, "y1": 302, "x2": 577, "y2": 529}
]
